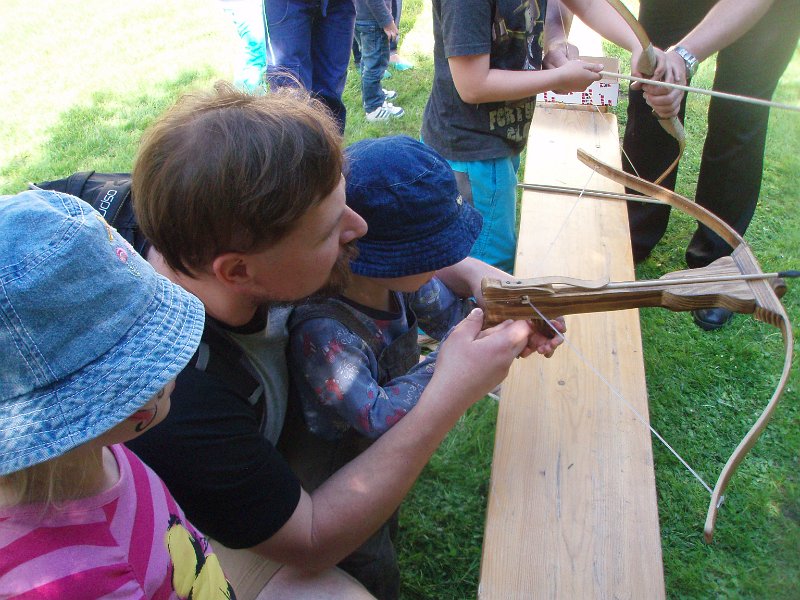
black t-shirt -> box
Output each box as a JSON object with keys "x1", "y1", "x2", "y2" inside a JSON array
[
  {"x1": 127, "y1": 312, "x2": 302, "y2": 549},
  {"x1": 421, "y1": 0, "x2": 547, "y2": 162}
]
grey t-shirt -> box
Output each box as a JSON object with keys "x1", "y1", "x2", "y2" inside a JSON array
[
  {"x1": 421, "y1": 0, "x2": 547, "y2": 162},
  {"x1": 227, "y1": 305, "x2": 292, "y2": 444}
]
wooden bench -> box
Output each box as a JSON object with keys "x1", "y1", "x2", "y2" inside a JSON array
[{"x1": 478, "y1": 29, "x2": 666, "y2": 598}]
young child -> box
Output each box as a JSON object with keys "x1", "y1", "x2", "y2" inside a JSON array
[
  {"x1": 420, "y1": 0, "x2": 653, "y2": 272},
  {"x1": 0, "y1": 190, "x2": 234, "y2": 599},
  {"x1": 284, "y1": 135, "x2": 480, "y2": 598},
  {"x1": 284, "y1": 135, "x2": 564, "y2": 599},
  {"x1": 355, "y1": 0, "x2": 405, "y2": 121}
]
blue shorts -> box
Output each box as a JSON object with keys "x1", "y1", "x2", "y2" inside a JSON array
[{"x1": 447, "y1": 155, "x2": 520, "y2": 273}]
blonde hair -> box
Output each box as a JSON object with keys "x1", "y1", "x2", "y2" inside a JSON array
[{"x1": 1, "y1": 451, "x2": 103, "y2": 509}]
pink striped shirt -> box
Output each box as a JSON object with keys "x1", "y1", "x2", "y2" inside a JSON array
[{"x1": 0, "y1": 444, "x2": 234, "y2": 599}]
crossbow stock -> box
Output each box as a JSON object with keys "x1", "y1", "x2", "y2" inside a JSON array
[{"x1": 482, "y1": 150, "x2": 795, "y2": 543}]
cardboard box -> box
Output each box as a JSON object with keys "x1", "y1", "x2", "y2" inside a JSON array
[{"x1": 536, "y1": 56, "x2": 619, "y2": 107}]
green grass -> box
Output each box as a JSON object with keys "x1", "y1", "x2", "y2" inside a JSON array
[{"x1": 2, "y1": 0, "x2": 798, "y2": 597}]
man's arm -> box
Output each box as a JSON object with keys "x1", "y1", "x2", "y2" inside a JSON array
[
  {"x1": 543, "y1": 0, "x2": 579, "y2": 70},
  {"x1": 644, "y1": 0, "x2": 775, "y2": 117},
  {"x1": 435, "y1": 258, "x2": 566, "y2": 357},
  {"x1": 250, "y1": 310, "x2": 533, "y2": 570}
]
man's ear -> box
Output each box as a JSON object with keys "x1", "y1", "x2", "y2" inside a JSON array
[{"x1": 211, "y1": 252, "x2": 253, "y2": 286}]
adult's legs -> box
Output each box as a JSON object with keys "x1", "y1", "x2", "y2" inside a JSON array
[
  {"x1": 310, "y1": 0, "x2": 356, "y2": 131},
  {"x1": 685, "y1": 0, "x2": 800, "y2": 267},
  {"x1": 210, "y1": 540, "x2": 376, "y2": 600},
  {"x1": 264, "y1": 0, "x2": 315, "y2": 89},
  {"x1": 622, "y1": 0, "x2": 710, "y2": 263},
  {"x1": 259, "y1": 565, "x2": 376, "y2": 599}
]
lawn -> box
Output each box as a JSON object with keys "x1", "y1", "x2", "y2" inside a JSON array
[{"x1": 2, "y1": 1, "x2": 797, "y2": 598}]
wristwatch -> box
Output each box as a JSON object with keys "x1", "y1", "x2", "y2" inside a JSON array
[{"x1": 668, "y1": 45, "x2": 699, "y2": 81}]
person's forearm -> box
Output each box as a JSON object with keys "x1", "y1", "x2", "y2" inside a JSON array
[
  {"x1": 255, "y1": 311, "x2": 531, "y2": 570},
  {"x1": 301, "y1": 374, "x2": 472, "y2": 567},
  {"x1": 544, "y1": 0, "x2": 574, "y2": 51},
  {"x1": 676, "y1": 0, "x2": 773, "y2": 62},
  {"x1": 436, "y1": 257, "x2": 508, "y2": 303},
  {"x1": 564, "y1": 0, "x2": 639, "y2": 53},
  {"x1": 452, "y1": 54, "x2": 589, "y2": 103}
]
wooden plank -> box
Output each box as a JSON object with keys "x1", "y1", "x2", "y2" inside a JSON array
[{"x1": 478, "y1": 105, "x2": 665, "y2": 598}]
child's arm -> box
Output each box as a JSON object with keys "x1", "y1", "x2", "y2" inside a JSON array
[
  {"x1": 363, "y1": 0, "x2": 396, "y2": 39},
  {"x1": 413, "y1": 277, "x2": 475, "y2": 339},
  {"x1": 288, "y1": 316, "x2": 435, "y2": 440},
  {"x1": 449, "y1": 54, "x2": 603, "y2": 104}
]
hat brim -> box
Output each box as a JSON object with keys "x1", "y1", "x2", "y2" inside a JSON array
[
  {"x1": 350, "y1": 199, "x2": 484, "y2": 278},
  {"x1": 1, "y1": 276, "x2": 205, "y2": 475}
]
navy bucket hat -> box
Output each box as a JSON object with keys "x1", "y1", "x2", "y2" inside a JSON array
[
  {"x1": 0, "y1": 190, "x2": 205, "y2": 475},
  {"x1": 344, "y1": 135, "x2": 483, "y2": 278}
]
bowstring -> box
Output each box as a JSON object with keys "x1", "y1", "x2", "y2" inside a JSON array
[
  {"x1": 523, "y1": 297, "x2": 714, "y2": 495},
  {"x1": 532, "y1": 10, "x2": 712, "y2": 494}
]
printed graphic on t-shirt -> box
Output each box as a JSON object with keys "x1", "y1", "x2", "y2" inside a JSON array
[{"x1": 166, "y1": 514, "x2": 236, "y2": 599}]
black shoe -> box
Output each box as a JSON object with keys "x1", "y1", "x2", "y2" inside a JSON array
[{"x1": 692, "y1": 307, "x2": 733, "y2": 331}]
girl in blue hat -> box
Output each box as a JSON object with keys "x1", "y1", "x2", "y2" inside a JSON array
[
  {"x1": 284, "y1": 136, "x2": 564, "y2": 599},
  {"x1": 0, "y1": 191, "x2": 234, "y2": 599}
]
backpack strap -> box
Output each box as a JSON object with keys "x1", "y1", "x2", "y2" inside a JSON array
[
  {"x1": 90, "y1": 177, "x2": 132, "y2": 225},
  {"x1": 65, "y1": 171, "x2": 96, "y2": 197},
  {"x1": 194, "y1": 319, "x2": 265, "y2": 418}
]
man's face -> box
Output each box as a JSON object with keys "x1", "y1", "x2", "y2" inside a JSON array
[{"x1": 248, "y1": 177, "x2": 367, "y2": 303}]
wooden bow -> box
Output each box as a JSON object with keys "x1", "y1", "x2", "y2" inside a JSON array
[
  {"x1": 482, "y1": 150, "x2": 794, "y2": 543},
  {"x1": 605, "y1": 0, "x2": 685, "y2": 184}
]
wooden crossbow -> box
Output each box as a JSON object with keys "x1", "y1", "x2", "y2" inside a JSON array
[{"x1": 481, "y1": 150, "x2": 795, "y2": 542}]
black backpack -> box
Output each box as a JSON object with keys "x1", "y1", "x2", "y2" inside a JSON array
[
  {"x1": 31, "y1": 171, "x2": 149, "y2": 256},
  {"x1": 31, "y1": 171, "x2": 264, "y2": 413}
]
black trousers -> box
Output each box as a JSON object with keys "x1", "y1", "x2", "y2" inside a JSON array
[{"x1": 622, "y1": 0, "x2": 800, "y2": 266}]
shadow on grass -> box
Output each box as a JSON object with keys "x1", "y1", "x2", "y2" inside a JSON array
[{"x1": 0, "y1": 68, "x2": 218, "y2": 195}]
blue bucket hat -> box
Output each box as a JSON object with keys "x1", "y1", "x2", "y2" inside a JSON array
[
  {"x1": 344, "y1": 135, "x2": 483, "y2": 278},
  {"x1": 0, "y1": 190, "x2": 205, "y2": 475}
]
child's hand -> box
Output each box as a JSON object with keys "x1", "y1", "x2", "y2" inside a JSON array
[
  {"x1": 384, "y1": 21, "x2": 399, "y2": 42},
  {"x1": 553, "y1": 60, "x2": 603, "y2": 93},
  {"x1": 518, "y1": 317, "x2": 566, "y2": 359}
]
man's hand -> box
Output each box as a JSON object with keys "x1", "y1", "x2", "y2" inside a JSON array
[
  {"x1": 436, "y1": 309, "x2": 534, "y2": 403},
  {"x1": 384, "y1": 20, "x2": 398, "y2": 42},
  {"x1": 640, "y1": 49, "x2": 686, "y2": 118},
  {"x1": 552, "y1": 59, "x2": 603, "y2": 93}
]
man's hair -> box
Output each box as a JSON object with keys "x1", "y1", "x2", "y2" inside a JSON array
[{"x1": 132, "y1": 82, "x2": 344, "y2": 276}]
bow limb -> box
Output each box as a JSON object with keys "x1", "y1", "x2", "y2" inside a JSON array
[
  {"x1": 605, "y1": 0, "x2": 685, "y2": 184},
  {"x1": 577, "y1": 149, "x2": 794, "y2": 542}
]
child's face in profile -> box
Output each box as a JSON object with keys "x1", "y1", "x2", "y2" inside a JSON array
[
  {"x1": 378, "y1": 272, "x2": 437, "y2": 293},
  {"x1": 92, "y1": 380, "x2": 175, "y2": 448}
]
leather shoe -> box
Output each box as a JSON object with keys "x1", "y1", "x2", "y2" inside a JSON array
[{"x1": 692, "y1": 307, "x2": 733, "y2": 331}]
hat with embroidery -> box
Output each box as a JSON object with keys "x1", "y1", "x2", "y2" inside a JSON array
[
  {"x1": 344, "y1": 135, "x2": 483, "y2": 278},
  {"x1": 0, "y1": 190, "x2": 205, "y2": 475}
]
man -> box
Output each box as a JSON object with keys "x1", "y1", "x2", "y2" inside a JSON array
[
  {"x1": 127, "y1": 82, "x2": 561, "y2": 599},
  {"x1": 623, "y1": 0, "x2": 800, "y2": 330},
  {"x1": 263, "y1": 0, "x2": 355, "y2": 131}
]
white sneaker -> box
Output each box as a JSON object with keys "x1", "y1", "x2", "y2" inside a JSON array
[
  {"x1": 382, "y1": 88, "x2": 397, "y2": 100},
  {"x1": 365, "y1": 102, "x2": 405, "y2": 122}
]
